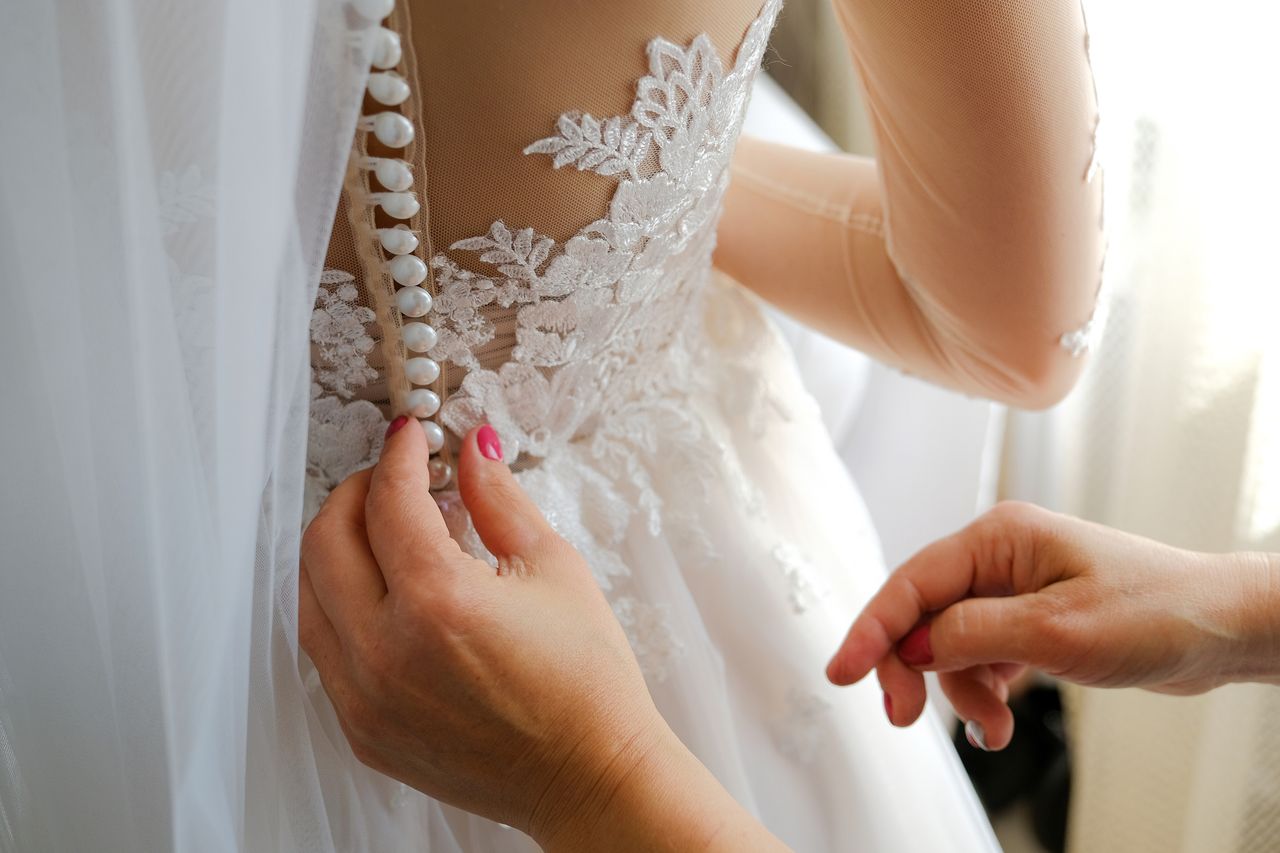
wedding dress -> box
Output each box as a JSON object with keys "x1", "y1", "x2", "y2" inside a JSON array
[
  {"x1": 0, "y1": 0, "x2": 1099, "y2": 850},
  {"x1": 302, "y1": 0, "x2": 1100, "y2": 850}
]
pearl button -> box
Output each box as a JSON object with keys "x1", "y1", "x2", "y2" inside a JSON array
[
  {"x1": 404, "y1": 356, "x2": 440, "y2": 385},
  {"x1": 421, "y1": 420, "x2": 446, "y2": 453},
  {"x1": 373, "y1": 158, "x2": 412, "y2": 192},
  {"x1": 429, "y1": 458, "x2": 453, "y2": 489},
  {"x1": 371, "y1": 27, "x2": 402, "y2": 69},
  {"x1": 396, "y1": 286, "x2": 433, "y2": 318},
  {"x1": 370, "y1": 112, "x2": 413, "y2": 148},
  {"x1": 389, "y1": 254, "x2": 428, "y2": 287},
  {"x1": 367, "y1": 72, "x2": 410, "y2": 107},
  {"x1": 407, "y1": 388, "x2": 441, "y2": 418},
  {"x1": 377, "y1": 226, "x2": 419, "y2": 255},
  {"x1": 402, "y1": 322, "x2": 438, "y2": 352},
  {"x1": 351, "y1": 0, "x2": 394, "y2": 21},
  {"x1": 373, "y1": 192, "x2": 419, "y2": 219}
]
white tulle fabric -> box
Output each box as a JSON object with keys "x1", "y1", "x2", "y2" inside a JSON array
[
  {"x1": 0, "y1": 2, "x2": 369, "y2": 851},
  {"x1": 304, "y1": 1, "x2": 997, "y2": 849}
]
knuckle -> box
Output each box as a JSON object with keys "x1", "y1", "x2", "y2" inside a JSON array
[
  {"x1": 366, "y1": 471, "x2": 414, "y2": 523},
  {"x1": 1025, "y1": 602, "x2": 1070, "y2": 658},
  {"x1": 339, "y1": 693, "x2": 381, "y2": 748},
  {"x1": 986, "y1": 500, "x2": 1045, "y2": 533},
  {"x1": 300, "y1": 517, "x2": 334, "y2": 566}
]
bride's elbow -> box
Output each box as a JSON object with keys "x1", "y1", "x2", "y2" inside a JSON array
[
  {"x1": 940, "y1": 305, "x2": 1092, "y2": 410},
  {"x1": 948, "y1": 261, "x2": 1100, "y2": 410},
  {"x1": 995, "y1": 344, "x2": 1087, "y2": 410}
]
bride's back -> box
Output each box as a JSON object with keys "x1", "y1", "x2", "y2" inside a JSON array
[
  {"x1": 314, "y1": 0, "x2": 776, "y2": 482},
  {"x1": 410, "y1": 0, "x2": 765, "y2": 249}
]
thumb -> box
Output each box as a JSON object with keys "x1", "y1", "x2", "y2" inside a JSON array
[
  {"x1": 457, "y1": 425, "x2": 561, "y2": 562},
  {"x1": 908, "y1": 595, "x2": 1052, "y2": 673}
]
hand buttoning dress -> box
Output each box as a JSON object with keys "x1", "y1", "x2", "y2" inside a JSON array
[{"x1": 301, "y1": 1, "x2": 1103, "y2": 850}]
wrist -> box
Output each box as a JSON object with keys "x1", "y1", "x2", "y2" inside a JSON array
[
  {"x1": 1197, "y1": 552, "x2": 1280, "y2": 687},
  {"x1": 1235, "y1": 552, "x2": 1280, "y2": 684},
  {"x1": 532, "y1": 713, "x2": 786, "y2": 853}
]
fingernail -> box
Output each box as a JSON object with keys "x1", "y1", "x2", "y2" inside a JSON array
[
  {"x1": 477, "y1": 424, "x2": 503, "y2": 461},
  {"x1": 964, "y1": 720, "x2": 990, "y2": 752},
  {"x1": 883, "y1": 693, "x2": 894, "y2": 724},
  {"x1": 898, "y1": 623, "x2": 933, "y2": 667},
  {"x1": 385, "y1": 415, "x2": 409, "y2": 439}
]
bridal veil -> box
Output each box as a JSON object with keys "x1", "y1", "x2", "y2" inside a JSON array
[{"x1": 0, "y1": 2, "x2": 368, "y2": 849}]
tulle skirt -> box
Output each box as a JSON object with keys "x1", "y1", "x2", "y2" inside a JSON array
[{"x1": 299, "y1": 276, "x2": 998, "y2": 852}]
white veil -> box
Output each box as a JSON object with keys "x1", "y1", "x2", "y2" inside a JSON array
[{"x1": 0, "y1": 2, "x2": 370, "y2": 849}]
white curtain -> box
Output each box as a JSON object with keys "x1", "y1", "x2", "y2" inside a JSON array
[
  {"x1": 0, "y1": 2, "x2": 368, "y2": 850},
  {"x1": 1004, "y1": 1, "x2": 1280, "y2": 850}
]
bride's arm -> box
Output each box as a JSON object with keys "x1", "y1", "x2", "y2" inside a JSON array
[{"x1": 715, "y1": 0, "x2": 1103, "y2": 409}]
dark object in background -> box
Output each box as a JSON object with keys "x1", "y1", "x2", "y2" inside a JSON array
[{"x1": 954, "y1": 684, "x2": 1071, "y2": 853}]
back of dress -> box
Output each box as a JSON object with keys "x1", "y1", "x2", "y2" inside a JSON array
[{"x1": 309, "y1": 0, "x2": 775, "y2": 515}]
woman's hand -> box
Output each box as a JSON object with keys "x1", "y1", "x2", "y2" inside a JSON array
[
  {"x1": 299, "y1": 421, "x2": 789, "y2": 852},
  {"x1": 826, "y1": 502, "x2": 1280, "y2": 751}
]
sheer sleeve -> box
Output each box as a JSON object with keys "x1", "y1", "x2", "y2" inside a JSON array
[{"x1": 714, "y1": 0, "x2": 1104, "y2": 408}]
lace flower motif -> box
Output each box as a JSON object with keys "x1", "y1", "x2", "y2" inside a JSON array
[
  {"x1": 774, "y1": 689, "x2": 834, "y2": 764},
  {"x1": 304, "y1": 383, "x2": 385, "y2": 521},
  {"x1": 311, "y1": 272, "x2": 377, "y2": 399}
]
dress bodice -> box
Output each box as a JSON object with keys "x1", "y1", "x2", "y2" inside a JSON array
[{"x1": 306, "y1": 0, "x2": 782, "y2": 516}]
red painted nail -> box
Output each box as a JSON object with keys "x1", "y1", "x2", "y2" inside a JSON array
[
  {"x1": 898, "y1": 623, "x2": 933, "y2": 667},
  {"x1": 477, "y1": 424, "x2": 503, "y2": 461},
  {"x1": 384, "y1": 415, "x2": 409, "y2": 439},
  {"x1": 883, "y1": 693, "x2": 893, "y2": 723}
]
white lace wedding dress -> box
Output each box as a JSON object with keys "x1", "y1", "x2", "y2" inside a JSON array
[{"x1": 303, "y1": 0, "x2": 998, "y2": 849}]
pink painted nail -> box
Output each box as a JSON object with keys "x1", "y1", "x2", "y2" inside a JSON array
[
  {"x1": 477, "y1": 424, "x2": 503, "y2": 461},
  {"x1": 898, "y1": 623, "x2": 933, "y2": 667},
  {"x1": 964, "y1": 720, "x2": 990, "y2": 751},
  {"x1": 384, "y1": 415, "x2": 409, "y2": 439}
]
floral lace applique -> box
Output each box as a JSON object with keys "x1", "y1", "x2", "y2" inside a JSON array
[
  {"x1": 304, "y1": 384, "x2": 385, "y2": 521},
  {"x1": 772, "y1": 543, "x2": 831, "y2": 615},
  {"x1": 311, "y1": 271, "x2": 378, "y2": 399},
  {"x1": 305, "y1": 270, "x2": 388, "y2": 521},
  {"x1": 427, "y1": 2, "x2": 782, "y2": 477},
  {"x1": 774, "y1": 689, "x2": 834, "y2": 765}
]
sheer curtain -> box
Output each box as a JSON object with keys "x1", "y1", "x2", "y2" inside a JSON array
[
  {"x1": 1003, "y1": 1, "x2": 1280, "y2": 849},
  {"x1": 0, "y1": 2, "x2": 369, "y2": 850}
]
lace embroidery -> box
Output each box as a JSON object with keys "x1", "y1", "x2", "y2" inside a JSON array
[
  {"x1": 305, "y1": 269, "x2": 388, "y2": 520},
  {"x1": 311, "y1": 271, "x2": 379, "y2": 398},
  {"x1": 772, "y1": 543, "x2": 830, "y2": 615},
  {"x1": 304, "y1": 384, "x2": 386, "y2": 521},
  {"x1": 427, "y1": 4, "x2": 781, "y2": 472},
  {"x1": 307, "y1": 2, "x2": 786, "y2": 679},
  {"x1": 774, "y1": 689, "x2": 834, "y2": 765}
]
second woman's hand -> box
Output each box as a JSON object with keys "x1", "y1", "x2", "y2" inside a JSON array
[
  {"x1": 299, "y1": 421, "x2": 790, "y2": 852},
  {"x1": 826, "y1": 502, "x2": 1280, "y2": 751}
]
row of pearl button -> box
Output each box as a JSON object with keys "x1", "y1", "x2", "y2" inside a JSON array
[{"x1": 354, "y1": 0, "x2": 451, "y2": 489}]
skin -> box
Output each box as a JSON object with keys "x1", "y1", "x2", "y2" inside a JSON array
[
  {"x1": 827, "y1": 502, "x2": 1280, "y2": 750},
  {"x1": 299, "y1": 421, "x2": 790, "y2": 852}
]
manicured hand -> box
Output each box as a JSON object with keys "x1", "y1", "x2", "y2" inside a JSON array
[
  {"x1": 299, "y1": 420, "x2": 791, "y2": 852},
  {"x1": 300, "y1": 420, "x2": 664, "y2": 845},
  {"x1": 827, "y1": 502, "x2": 1280, "y2": 750}
]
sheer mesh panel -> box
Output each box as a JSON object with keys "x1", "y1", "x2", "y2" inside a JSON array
[{"x1": 321, "y1": 0, "x2": 768, "y2": 404}]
